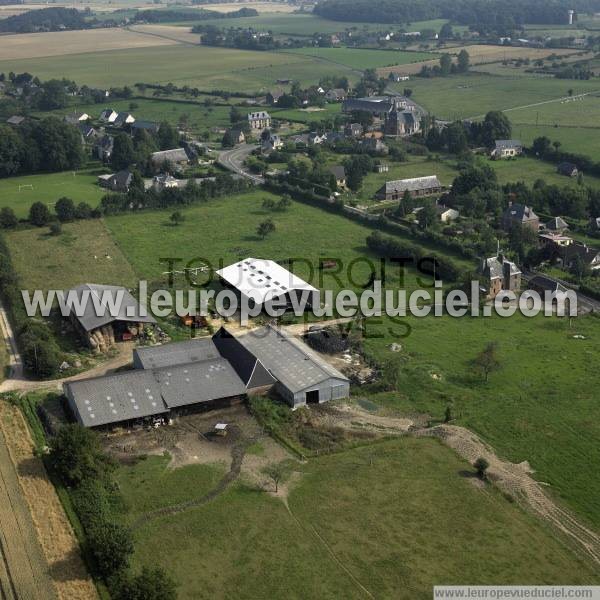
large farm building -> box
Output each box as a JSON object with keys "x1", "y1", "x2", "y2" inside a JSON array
[{"x1": 64, "y1": 326, "x2": 349, "y2": 428}]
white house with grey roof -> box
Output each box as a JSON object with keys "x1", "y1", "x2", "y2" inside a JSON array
[
  {"x1": 376, "y1": 175, "x2": 442, "y2": 201},
  {"x1": 491, "y1": 139, "x2": 523, "y2": 159}
]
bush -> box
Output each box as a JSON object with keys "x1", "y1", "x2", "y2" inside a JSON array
[
  {"x1": 110, "y1": 566, "x2": 178, "y2": 600},
  {"x1": 0, "y1": 207, "x2": 17, "y2": 229},
  {"x1": 49, "y1": 222, "x2": 62, "y2": 236},
  {"x1": 55, "y1": 197, "x2": 76, "y2": 222},
  {"x1": 87, "y1": 520, "x2": 134, "y2": 578},
  {"x1": 29, "y1": 201, "x2": 50, "y2": 226}
]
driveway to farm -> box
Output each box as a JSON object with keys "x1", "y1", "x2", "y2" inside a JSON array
[
  {"x1": 218, "y1": 144, "x2": 264, "y2": 184},
  {"x1": 0, "y1": 342, "x2": 135, "y2": 394}
]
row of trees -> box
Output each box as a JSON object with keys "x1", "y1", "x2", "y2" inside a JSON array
[
  {"x1": 0, "y1": 118, "x2": 84, "y2": 177},
  {"x1": 425, "y1": 110, "x2": 512, "y2": 153},
  {"x1": 419, "y1": 50, "x2": 470, "y2": 78},
  {"x1": 49, "y1": 425, "x2": 177, "y2": 598}
]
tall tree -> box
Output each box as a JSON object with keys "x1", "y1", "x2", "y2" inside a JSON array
[{"x1": 111, "y1": 133, "x2": 136, "y2": 171}]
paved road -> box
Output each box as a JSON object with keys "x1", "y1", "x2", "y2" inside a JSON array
[
  {"x1": 218, "y1": 144, "x2": 264, "y2": 184},
  {"x1": 523, "y1": 270, "x2": 600, "y2": 313}
]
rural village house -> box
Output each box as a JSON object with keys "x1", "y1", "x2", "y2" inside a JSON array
[
  {"x1": 491, "y1": 139, "x2": 523, "y2": 159},
  {"x1": 502, "y1": 202, "x2": 539, "y2": 232},
  {"x1": 478, "y1": 254, "x2": 522, "y2": 298},
  {"x1": 376, "y1": 175, "x2": 442, "y2": 201},
  {"x1": 247, "y1": 111, "x2": 271, "y2": 130}
]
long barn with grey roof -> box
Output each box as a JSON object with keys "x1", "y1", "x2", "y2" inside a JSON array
[
  {"x1": 64, "y1": 325, "x2": 349, "y2": 427},
  {"x1": 375, "y1": 176, "x2": 442, "y2": 201}
]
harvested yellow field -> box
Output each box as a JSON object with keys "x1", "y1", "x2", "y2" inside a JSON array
[
  {"x1": 449, "y1": 44, "x2": 577, "y2": 63},
  {"x1": 379, "y1": 45, "x2": 578, "y2": 76},
  {"x1": 0, "y1": 27, "x2": 179, "y2": 60},
  {"x1": 128, "y1": 24, "x2": 200, "y2": 45},
  {"x1": 195, "y1": 2, "x2": 296, "y2": 12},
  {"x1": 0, "y1": 401, "x2": 97, "y2": 600}
]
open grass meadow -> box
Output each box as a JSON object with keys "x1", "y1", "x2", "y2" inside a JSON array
[
  {"x1": 0, "y1": 167, "x2": 105, "y2": 219},
  {"x1": 5, "y1": 219, "x2": 137, "y2": 292},
  {"x1": 282, "y1": 47, "x2": 436, "y2": 70},
  {"x1": 514, "y1": 124, "x2": 600, "y2": 157},
  {"x1": 0, "y1": 44, "x2": 353, "y2": 92},
  {"x1": 396, "y1": 73, "x2": 600, "y2": 120},
  {"x1": 41, "y1": 98, "x2": 234, "y2": 132},
  {"x1": 362, "y1": 312, "x2": 600, "y2": 528},
  {"x1": 488, "y1": 155, "x2": 600, "y2": 188},
  {"x1": 104, "y1": 190, "x2": 475, "y2": 291},
  {"x1": 115, "y1": 440, "x2": 597, "y2": 599}
]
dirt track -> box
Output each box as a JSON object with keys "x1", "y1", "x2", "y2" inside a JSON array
[
  {"x1": 419, "y1": 424, "x2": 600, "y2": 566},
  {"x1": 0, "y1": 403, "x2": 97, "y2": 600}
]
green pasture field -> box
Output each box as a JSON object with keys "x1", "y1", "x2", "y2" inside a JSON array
[
  {"x1": 488, "y1": 155, "x2": 600, "y2": 188},
  {"x1": 172, "y1": 13, "x2": 453, "y2": 36},
  {"x1": 0, "y1": 45, "x2": 350, "y2": 92},
  {"x1": 40, "y1": 98, "x2": 234, "y2": 132},
  {"x1": 0, "y1": 167, "x2": 105, "y2": 219},
  {"x1": 5, "y1": 219, "x2": 137, "y2": 292},
  {"x1": 281, "y1": 47, "x2": 436, "y2": 70},
  {"x1": 352, "y1": 156, "x2": 459, "y2": 205},
  {"x1": 512, "y1": 123, "x2": 600, "y2": 156},
  {"x1": 271, "y1": 103, "x2": 341, "y2": 123},
  {"x1": 363, "y1": 311, "x2": 600, "y2": 528},
  {"x1": 397, "y1": 73, "x2": 600, "y2": 120},
  {"x1": 505, "y1": 92, "x2": 600, "y2": 128},
  {"x1": 115, "y1": 440, "x2": 597, "y2": 599},
  {"x1": 103, "y1": 190, "x2": 474, "y2": 288}
]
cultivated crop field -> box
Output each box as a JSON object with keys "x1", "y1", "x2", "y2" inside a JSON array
[
  {"x1": 0, "y1": 168, "x2": 105, "y2": 218},
  {"x1": 115, "y1": 438, "x2": 597, "y2": 599},
  {"x1": 0, "y1": 27, "x2": 178, "y2": 61},
  {"x1": 0, "y1": 44, "x2": 351, "y2": 91},
  {"x1": 282, "y1": 47, "x2": 436, "y2": 69},
  {"x1": 6, "y1": 219, "x2": 137, "y2": 292}
]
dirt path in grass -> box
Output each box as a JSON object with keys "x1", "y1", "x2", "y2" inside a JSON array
[
  {"x1": 0, "y1": 402, "x2": 96, "y2": 600},
  {"x1": 418, "y1": 424, "x2": 600, "y2": 566},
  {"x1": 130, "y1": 424, "x2": 260, "y2": 530}
]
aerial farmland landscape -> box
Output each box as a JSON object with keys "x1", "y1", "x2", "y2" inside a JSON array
[{"x1": 1, "y1": 0, "x2": 600, "y2": 599}]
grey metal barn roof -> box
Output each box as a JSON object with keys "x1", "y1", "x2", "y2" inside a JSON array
[
  {"x1": 495, "y1": 139, "x2": 522, "y2": 149},
  {"x1": 65, "y1": 370, "x2": 167, "y2": 427},
  {"x1": 134, "y1": 338, "x2": 220, "y2": 370},
  {"x1": 381, "y1": 176, "x2": 441, "y2": 195},
  {"x1": 235, "y1": 325, "x2": 348, "y2": 394},
  {"x1": 67, "y1": 284, "x2": 156, "y2": 332},
  {"x1": 154, "y1": 358, "x2": 246, "y2": 409}
]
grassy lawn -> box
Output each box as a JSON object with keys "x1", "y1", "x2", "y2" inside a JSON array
[
  {"x1": 271, "y1": 103, "x2": 341, "y2": 123},
  {"x1": 487, "y1": 155, "x2": 600, "y2": 188},
  {"x1": 104, "y1": 190, "x2": 474, "y2": 290},
  {"x1": 398, "y1": 73, "x2": 600, "y2": 121},
  {"x1": 0, "y1": 167, "x2": 106, "y2": 219},
  {"x1": 362, "y1": 312, "x2": 600, "y2": 528},
  {"x1": 281, "y1": 47, "x2": 436, "y2": 70},
  {"x1": 115, "y1": 439, "x2": 597, "y2": 599},
  {"x1": 40, "y1": 98, "x2": 234, "y2": 133},
  {"x1": 5, "y1": 219, "x2": 137, "y2": 292},
  {"x1": 354, "y1": 156, "x2": 459, "y2": 205},
  {"x1": 0, "y1": 45, "x2": 338, "y2": 91},
  {"x1": 513, "y1": 123, "x2": 600, "y2": 157}
]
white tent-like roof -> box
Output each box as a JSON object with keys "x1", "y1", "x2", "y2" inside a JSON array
[{"x1": 216, "y1": 258, "x2": 317, "y2": 306}]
